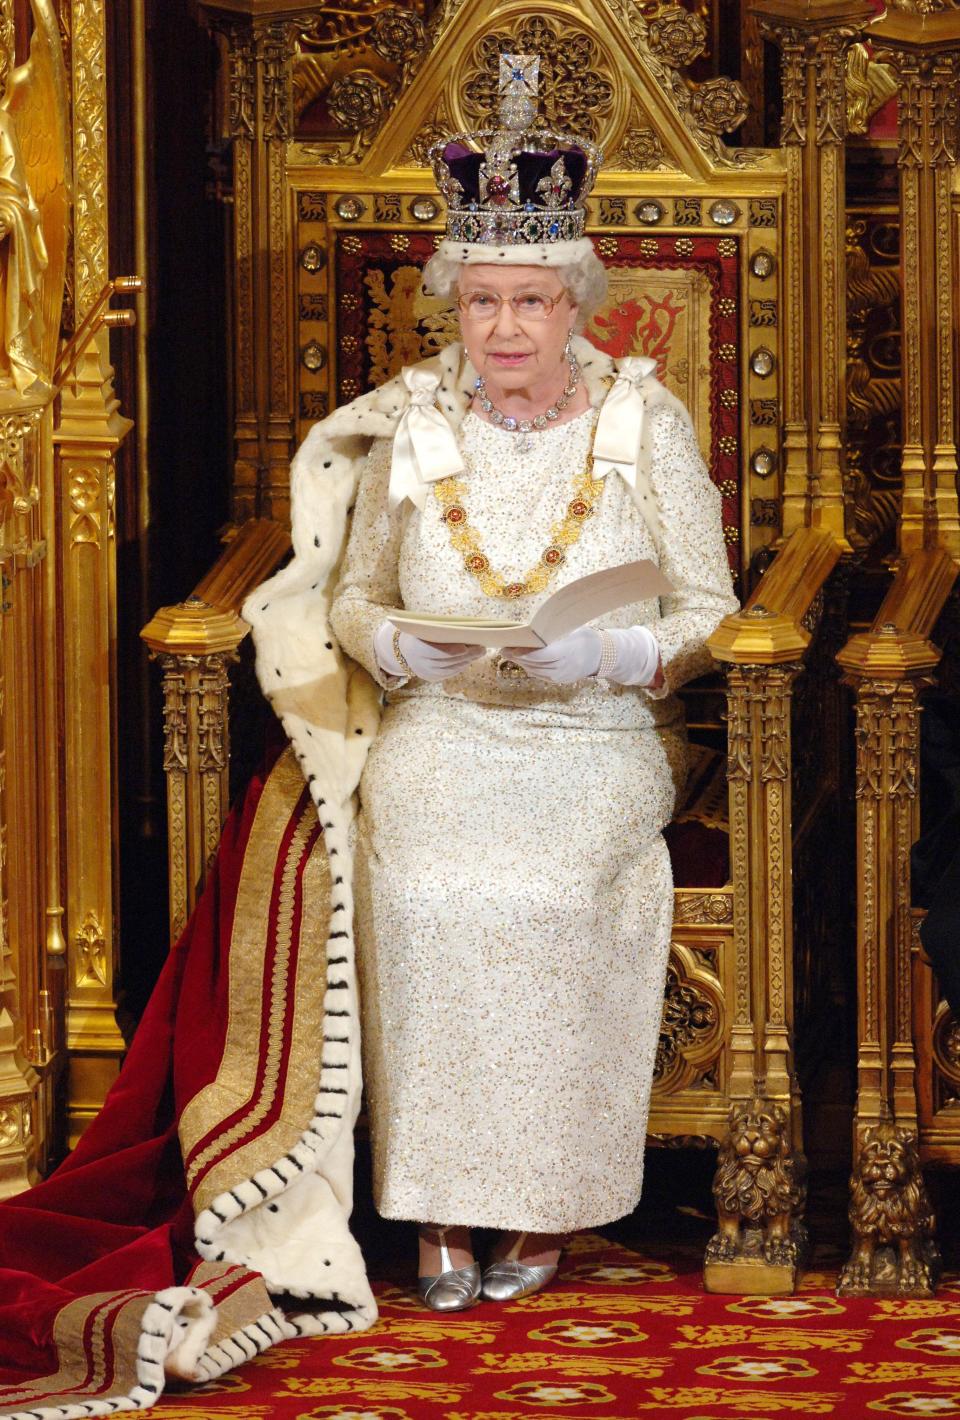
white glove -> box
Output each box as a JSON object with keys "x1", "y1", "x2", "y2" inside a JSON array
[
  {"x1": 504, "y1": 626, "x2": 602, "y2": 684},
  {"x1": 506, "y1": 624, "x2": 663, "y2": 688},
  {"x1": 601, "y1": 625, "x2": 663, "y2": 687},
  {"x1": 374, "y1": 620, "x2": 485, "y2": 682}
]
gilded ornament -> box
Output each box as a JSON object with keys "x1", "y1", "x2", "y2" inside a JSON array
[
  {"x1": 889, "y1": 0, "x2": 950, "y2": 12},
  {"x1": 707, "y1": 1098, "x2": 808, "y2": 1269},
  {"x1": 327, "y1": 70, "x2": 386, "y2": 131},
  {"x1": 460, "y1": 20, "x2": 614, "y2": 145},
  {"x1": 749, "y1": 199, "x2": 778, "y2": 228},
  {"x1": 690, "y1": 79, "x2": 750, "y2": 137},
  {"x1": 0, "y1": 407, "x2": 40, "y2": 511},
  {"x1": 0, "y1": 0, "x2": 70, "y2": 395},
  {"x1": 646, "y1": 9, "x2": 707, "y2": 70},
  {"x1": 655, "y1": 963, "x2": 719, "y2": 1083},
  {"x1": 933, "y1": 1008, "x2": 960, "y2": 1084},
  {"x1": 750, "y1": 300, "x2": 778, "y2": 328},
  {"x1": 751, "y1": 347, "x2": 776, "y2": 378},
  {"x1": 840, "y1": 1121, "x2": 941, "y2": 1297},
  {"x1": 0, "y1": 1106, "x2": 19, "y2": 1146},
  {"x1": 300, "y1": 340, "x2": 326, "y2": 373},
  {"x1": 751, "y1": 249, "x2": 776, "y2": 280},
  {"x1": 371, "y1": 8, "x2": 427, "y2": 65},
  {"x1": 335, "y1": 196, "x2": 366, "y2": 222},
  {"x1": 634, "y1": 200, "x2": 664, "y2": 225},
  {"x1": 750, "y1": 397, "x2": 778, "y2": 425},
  {"x1": 404, "y1": 118, "x2": 450, "y2": 169},
  {"x1": 751, "y1": 447, "x2": 778, "y2": 479},
  {"x1": 751, "y1": 498, "x2": 780, "y2": 527},
  {"x1": 674, "y1": 197, "x2": 701, "y2": 226},
  {"x1": 613, "y1": 126, "x2": 666, "y2": 172},
  {"x1": 673, "y1": 892, "x2": 733, "y2": 925},
  {"x1": 410, "y1": 196, "x2": 439, "y2": 223},
  {"x1": 299, "y1": 243, "x2": 326, "y2": 273},
  {"x1": 846, "y1": 43, "x2": 898, "y2": 138},
  {"x1": 74, "y1": 912, "x2": 108, "y2": 988},
  {"x1": 709, "y1": 200, "x2": 739, "y2": 227}
]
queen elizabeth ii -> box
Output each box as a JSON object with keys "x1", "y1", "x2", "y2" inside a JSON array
[{"x1": 246, "y1": 54, "x2": 738, "y2": 1314}]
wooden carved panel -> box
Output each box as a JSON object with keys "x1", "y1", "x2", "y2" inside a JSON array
[{"x1": 845, "y1": 214, "x2": 902, "y2": 556}]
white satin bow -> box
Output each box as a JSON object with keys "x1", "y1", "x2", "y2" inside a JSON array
[
  {"x1": 388, "y1": 366, "x2": 466, "y2": 511},
  {"x1": 592, "y1": 355, "x2": 657, "y2": 489}
]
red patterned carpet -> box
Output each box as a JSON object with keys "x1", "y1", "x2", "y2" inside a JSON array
[{"x1": 149, "y1": 1224, "x2": 960, "y2": 1420}]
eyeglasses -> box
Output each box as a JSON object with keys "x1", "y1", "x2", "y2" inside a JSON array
[{"x1": 455, "y1": 289, "x2": 570, "y2": 322}]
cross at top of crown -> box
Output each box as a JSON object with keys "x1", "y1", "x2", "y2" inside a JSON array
[{"x1": 499, "y1": 53, "x2": 539, "y2": 132}]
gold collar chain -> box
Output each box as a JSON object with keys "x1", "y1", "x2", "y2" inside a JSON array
[{"x1": 432, "y1": 423, "x2": 604, "y2": 600}]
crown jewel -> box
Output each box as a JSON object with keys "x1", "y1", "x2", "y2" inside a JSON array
[{"x1": 428, "y1": 53, "x2": 602, "y2": 247}]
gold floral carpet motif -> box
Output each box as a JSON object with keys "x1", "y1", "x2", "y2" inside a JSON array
[{"x1": 150, "y1": 1231, "x2": 960, "y2": 1419}]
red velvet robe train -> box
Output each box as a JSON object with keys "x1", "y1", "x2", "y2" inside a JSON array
[{"x1": 0, "y1": 749, "x2": 375, "y2": 1420}]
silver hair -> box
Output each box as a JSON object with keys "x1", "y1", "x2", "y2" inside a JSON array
[{"x1": 421, "y1": 248, "x2": 609, "y2": 331}]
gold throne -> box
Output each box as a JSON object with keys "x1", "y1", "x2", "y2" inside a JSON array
[{"x1": 143, "y1": 0, "x2": 861, "y2": 1292}]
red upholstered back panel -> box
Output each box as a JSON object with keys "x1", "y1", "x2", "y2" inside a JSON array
[{"x1": 334, "y1": 231, "x2": 743, "y2": 574}]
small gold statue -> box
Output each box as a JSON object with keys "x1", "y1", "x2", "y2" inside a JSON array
[
  {"x1": 706, "y1": 1097, "x2": 807, "y2": 1270},
  {"x1": 0, "y1": 0, "x2": 69, "y2": 402},
  {"x1": 839, "y1": 1120, "x2": 941, "y2": 1297}
]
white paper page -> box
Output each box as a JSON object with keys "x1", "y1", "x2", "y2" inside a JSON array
[{"x1": 387, "y1": 559, "x2": 672, "y2": 650}]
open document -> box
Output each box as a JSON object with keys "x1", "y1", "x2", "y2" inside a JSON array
[{"x1": 387, "y1": 559, "x2": 673, "y2": 650}]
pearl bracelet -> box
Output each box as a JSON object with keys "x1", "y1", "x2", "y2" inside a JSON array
[{"x1": 595, "y1": 628, "x2": 618, "y2": 680}]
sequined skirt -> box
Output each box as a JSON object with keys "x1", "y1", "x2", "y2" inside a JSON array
[{"x1": 353, "y1": 695, "x2": 686, "y2": 1231}]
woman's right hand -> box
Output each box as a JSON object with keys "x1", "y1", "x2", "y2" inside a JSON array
[{"x1": 374, "y1": 621, "x2": 485, "y2": 682}]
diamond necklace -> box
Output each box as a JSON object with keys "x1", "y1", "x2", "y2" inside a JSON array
[{"x1": 474, "y1": 354, "x2": 581, "y2": 453}]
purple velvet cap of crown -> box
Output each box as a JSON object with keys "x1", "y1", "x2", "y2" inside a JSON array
[{"x1": 442, "y1": 141, "x2": 588, "y2": 208}]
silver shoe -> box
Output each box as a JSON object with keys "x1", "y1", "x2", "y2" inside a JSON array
[
  {"x1": 417, "y1": 1227, "x2": 481, "y2": 1312},
  {"x1": 481, "y1": 1232, "x2": 561, "y2": 1302}
]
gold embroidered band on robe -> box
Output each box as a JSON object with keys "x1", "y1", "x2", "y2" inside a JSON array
[{"x1": 179, "y1": 748, "x2": 331, "y2": 1214}]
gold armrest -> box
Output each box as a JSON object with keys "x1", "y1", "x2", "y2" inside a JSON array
[
  {"x1": 707, "y1": 527, "x2": 842, "y2": 665},
  {"x1": 141, "y1": 517, "x2": 291, "y2": 940},
  {"x1": 140, "y1": 518, "x2": 291, "y2": 657},
  {"x1": 837, "y1": 547, "x2": 958, "y2": 681}
]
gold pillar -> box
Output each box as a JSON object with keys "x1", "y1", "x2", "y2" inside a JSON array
[
  {"x1": 870, "y1": 8, "x2": 960, "y2": 560},
  {"x1": 704, "y1": 526, "x2": 841, "y2": 1293},
  {"x1": 0, "y1": 400, "x2": 47, "y2": 1193},
  {"x1": 751, "y1": 0, "x2": 874, "y2": 545},
  {"x1": 836, "y1": 547, "x2": 958, "y2": 1296},
  {"x1": 47, "y1": 0, "x2": 136, "y2": 1145},
  {"x1": 201, "y1": 3, "x2": 299, "y2": 524},
  {"x1": 53, "y1": 339, "x2": 131, "y2": 1146}
]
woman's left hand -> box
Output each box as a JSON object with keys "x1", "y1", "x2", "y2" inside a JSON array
[{"x1": 504, "y1": 626, "x2": 601, "y2": 684}]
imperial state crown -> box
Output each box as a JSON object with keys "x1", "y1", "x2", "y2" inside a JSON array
[{"x1": 428, "y1": 53, "x2": 603, "y2": 246}]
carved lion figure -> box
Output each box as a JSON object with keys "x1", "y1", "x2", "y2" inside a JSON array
[
  {"x1": 839, "y1": 1121, "x2": 939, "y2": 1296},
  {"x1": 706, "y1": 1098, "x2": 807, "y2": 1267}
]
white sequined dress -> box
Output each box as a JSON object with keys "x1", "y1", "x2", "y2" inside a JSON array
[{"x1": 330, "y1": 398, "x2": 737, "y2": 1231}]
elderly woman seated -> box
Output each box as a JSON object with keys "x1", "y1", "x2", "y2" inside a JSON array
[{"x1": 256, "y1": 54, "x2": 738, "y2": 1312}]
